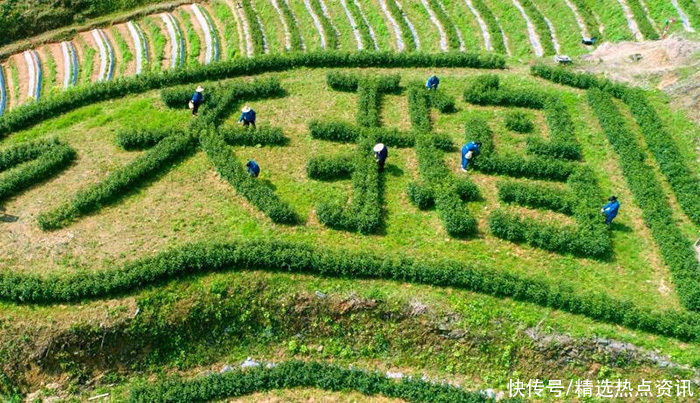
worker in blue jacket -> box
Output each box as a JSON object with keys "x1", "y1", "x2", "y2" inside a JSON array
[
  {"x1": 426, "y1": 75, "x2": 440, "y2": 90},
  {"x1": 190, "y1": 86, "x2": 204, "y2": 116},
  {"x1": 461, "y1": 141, "x2": 481, "y2": 171},
  {"x1": 239, "y1": 105, "x2": 256, "y2": 128},
  {"x1": 601, "y1": 196, "x2": 620, "y2": 225},
  {"x1": 246, "y1": 160, "x2": 260, "y2": 178},
  {"x1": 374, "y1": 143, "x2": 388, "y2": 172}
]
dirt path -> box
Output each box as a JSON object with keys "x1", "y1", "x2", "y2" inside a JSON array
[
  {"x1": 421, "y1": 0, "x2": 448, "y2": 51},
  {"x1": 15, "y1": 52, "x2": 31, "y2": 104},
  {"x1": 463, "y1": 0, "x2": 492, "y2": 51}
]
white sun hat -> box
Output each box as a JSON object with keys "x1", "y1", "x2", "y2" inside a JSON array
[
  {"x1": 242, "y1": 105, "x2": 251, "y2": 113},
  {"x1": 196, "y1": 86, "x2": 204, "y2": 92},
  {"x1": 373, "y1": 143, "x2": 385, "y2": 152}
]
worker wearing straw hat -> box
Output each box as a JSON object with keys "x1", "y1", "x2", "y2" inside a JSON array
[
  {"x1": 190, "y1": 86, "x2": 204, "y2": 116},
  {"x1": 373, "y1": 143, "x2": 388, "y2": 173},
  {"x1": 238, "y1": 105, "x2": 256, "y2": 128}
]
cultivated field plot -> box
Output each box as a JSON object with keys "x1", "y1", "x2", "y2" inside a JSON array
[{"x1": 0, "y1": 54, "x2": 698, "y2": 399}]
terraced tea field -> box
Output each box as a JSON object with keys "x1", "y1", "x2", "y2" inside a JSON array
[{"x1": 0, "y1": 1, "x2": 698, "y2": 402}]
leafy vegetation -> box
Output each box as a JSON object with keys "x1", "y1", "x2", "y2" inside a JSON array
[
  {"x1": 384, "y1": 0, "x2": 418, "y2": 51},
  {"x1": 427, "y1": 0, "x2": 461, "y2": 50},
  {"x1": 504, "y1": 110, "x2": 533, "y2": 133},
  {"x1": 470, "y1": 0, "x2": 507, "y2": 54},
  {"x1": 625, "y1": 0, "x2": 658, "y2": 40},
  {"x1": 519, "y1": 0, "x2": 556, "y2": 55},
  {"x1": 129, "y1": 360, "x2": 486, "y2": 402},
  {"x1": 0, "y1": 138, "x2": 76, "y2": 202},
  {"x1": 241, "y1": 0, "x2": 266, "y2": 55},
  {"x1": 587, "y1": 88, "x2": 700, "y2": 312},
  {"x1": 310, "y1": 0, "x2": 340, "y2": 50}
]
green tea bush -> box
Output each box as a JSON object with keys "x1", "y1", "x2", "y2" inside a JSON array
[
  {"x1": 326, "y1": 71, "x2": 401, "y2": 94},
  {"x1": 570, "y1": 0, "x2": 601, "y2": 39},
  {"x1": 344, "y1": 0, "x2": 377, "y2": 50},
  {"x1": 1, "y1": 239, "x2": 697, "y2": 341},
  {"x1": 0, "y1": 140, "x2": 76, "y2": 202},
  {"x1": 465, "y1": 76, "x2": 580, "y2": 160},
  {"x1": 625, "y1": 0, "x2": 659, "y2": 39},
  {"x1": 161, "y1": 87, "x2": 210, "y2": 109},
  {"x1": 277, "y1": 0, "x2": 304, "y2": 51},
  {"x1": 427, "y1": 0, "x2": 461, "y2": 50},
  {"x1": 532, "y1": 65, "x2": 697, "y2": 223},
  {"x1": 408, "y1": 84, "x2": 478, "y2": 237},
  {"x1": 489, "y1": 209, "x2": 612, "y2": 259},
  {"x1": 129, "y1": 360, "x2": 484, "y2": 402},
  {"x1": 306, "y1": 154, "x2": 355, "y2": 180},
  {"x1": 385, "y1": 0, "x2": 418, "y2": 51},
  {"x1": 587, "y1": 89, "x2": 700, "y2": 312},
  {"x1": 465, "y1": 118, "x2": 573, "y2": 181},
  {"x1": 310, "y1": 0, "x2": 339, "y2": 50},
  {"x1": 620, "y1": 89, "x2": 699, "y2": 226},
  {"x1": 0, "y1": 51, "x2": 504, "y2": 138},
  {"x1": 241, "y1": 0, "x2": 266, "y2": 55},
  {"x1": 200, "y1": 130, "x2": 299, "y2": 225},
  {"x1": 471, "y1": 0, "x2": 507, "y2": 54},
  {"x1": 504, "y1": 111, "x2": 533, "y2": 133},
  {"x1": 357, "y1": 78, "x2": 382, "y2": 127},
  {"x1": 0, "y1": 138, "x2": 63, "y2": 171},
  {"x1": 316, "y1": 141, "x2": 382, "y2": 234},
  {"x1": 38, "y1": 134, "x2": 197, "y2": 230},
  {"x1": 219, "y1": 126, "x2": 289, "y2": 146},
  {"x1": 309, "y1": 121, "x2": 453, "y2": 151},
  {"x1": 427, "y1": 89, "x2": 456, "y2": 113},
  {"x1": 115, "y1": 128, "x2": 181, "y2": 150},
  {"x1": 519, "y1": 0, "x2": 556, "y2": 55},
  {"x1": 497, "y1": 180, "x2": 573, "y2": 215}
]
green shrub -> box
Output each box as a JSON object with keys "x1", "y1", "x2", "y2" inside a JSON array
[
  {"x1": 115, "y1": 128, "x2": 181, "y2": 150},
  {"x1": 385, "y1": 0, "x2": 418, "y2": 51},
  {"x1": 241, "y1": 0, "x2": 266, "y2": 55},
  {"x1": 625, "y1": 0, "x2": 659, "y2": 40},
  {"x1": 465, "y1": 77, "x2": 580, "y2": 160},
  {"x1": 587, "y1": 89, "x2": 699, "y2": 311},
  {"x1": 316, "y1": 141, "x2": 383, "y2": 234},
  {"x1": 465, "y1": 118, "x2": 574, "y2": 181},
  {"x1": 306, "y1": 154, "x2": 355, "y2": 180},
  {"x1": 427, "y1": 0, "x2": 461, "y2": 50},
  {"x1": 408, "y1": 84, "x2": 478, "y2": 237},
  {"x1": 470, "y1": 0, "x2": 507, "y2": 54},
  {"x1": 427, "y1": 89, "x2": 456, "y2": 113},
  {"x1": 532, "y1": 65, "x2": 697, "y2": 223},
  {"x1": 219, "y1": 126, "x2": 289, "y2": 147},
  {"x1": 310, "y1": 0, "x2": 339, "y2": 50},
  {"x1": 519, "y1": 0, "x2": 556, "y2": 55},
  {"x1": 1, "y1": 239, "x2": 697, "y2": 341},
  {"x1": 504, "y1": 111, "x2": 533, "y2": 133},
  {"x1": 326, "y1": 71, "x2": 401, "y2": 94},
  {"x1": 38, "y1": 134, "x2": 197, "y2": 230},
  {"x1": 489, "y1": 209, "x2": 611, "y2": 259},
  {"x1": 0, "y1": 51, "x2": 504, "y2": 138},
  {"x1": 344, "y1": 0, "x2": 377, "y2": 50},
  {"x1": 0, "y1": 139, "x2": 76, "y2": 202},
  {"x1": 277, "y1": 0, "x2": 304, "y2": 52},
  {"x1": 497, "y1": 180, "x2": 573, "y2": 215},
  {"x1": 309, "y1": 121, "x2": 453, "y2": 151},
  {"x1": 570, "y1": 0, "x2": 601, "y2": 40},
  {"x1": 200, "y1": 130, "x2": 299, "y2": 225},
  {"x1": 129, "y1": 360, "x2": 484, "y2": 402}
]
